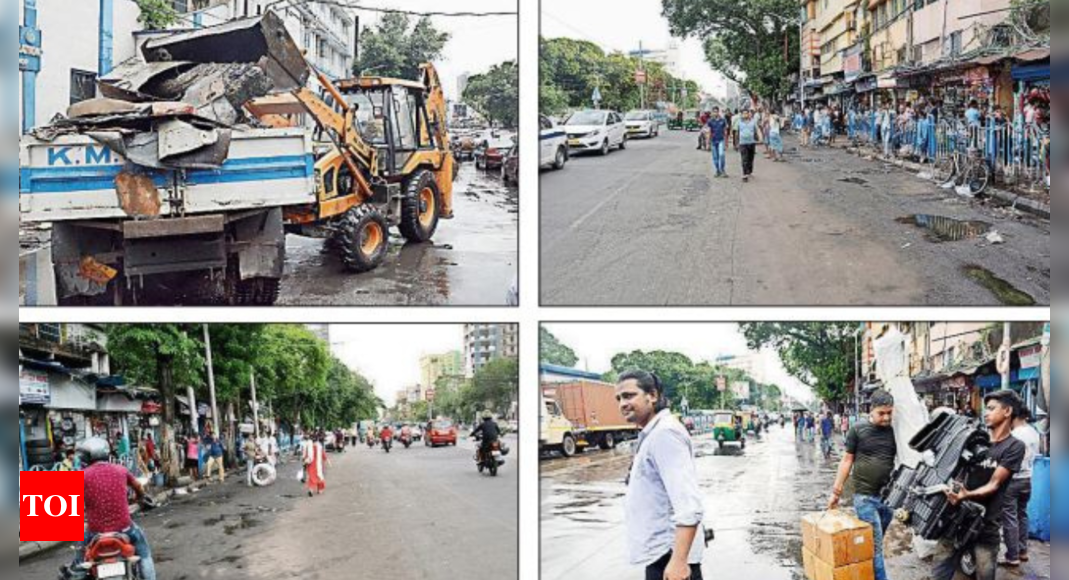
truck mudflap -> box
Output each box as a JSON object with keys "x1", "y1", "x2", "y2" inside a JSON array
[{"x1": 51, "y1": 208, "x2": 285, "y2": 305}]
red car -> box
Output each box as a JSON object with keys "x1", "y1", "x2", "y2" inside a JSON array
[
  {"x1": 426, "y1": 419, "x2": 459, "y2": 447},
  {"x1": 475, "y1": 138, "x2": 514, "y2": 171}
]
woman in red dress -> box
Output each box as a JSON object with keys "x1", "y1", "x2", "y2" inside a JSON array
[{"x1": 304, "y1": 433, "x2": 329, "y2": 497}]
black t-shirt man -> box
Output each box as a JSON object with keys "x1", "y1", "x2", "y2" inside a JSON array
[
  {"x1": 967, "y1": 434, "x2": 1027, "y2": 542},
  {"x1": 845, "y1": 421, "x2": 898, "y2": 497}
]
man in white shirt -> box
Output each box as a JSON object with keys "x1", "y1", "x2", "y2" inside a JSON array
[
  {"x1": 617, "y1": 370, "x2": 706, "y2": 580},
  {"x1": 1003, "y1": 406, "x2": 1041, "y2": 566}
]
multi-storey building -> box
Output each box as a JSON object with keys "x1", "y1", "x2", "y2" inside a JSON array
[
  {"x1": 463, "y1": 324, "x2": 519, "y2": 377},
  {"x1": 420, "y1": 351, "x2": 464, "y2": 392}
]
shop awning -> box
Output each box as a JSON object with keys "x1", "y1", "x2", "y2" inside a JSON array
[
  {"x1": 1015, "y1": 48, "x2": 1051, "y2": 62},
  {"x1": 97, "y1": 394, "x2": 145, "y2": 413},
  {"x1": 1013, "y1": 61, "x2": 1049, "y2": 82}
]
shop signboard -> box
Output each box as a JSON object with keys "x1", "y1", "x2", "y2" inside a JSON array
[
  {"x1": 732, "y1": 382, "x2": 751, "y2": 401},
  {"x1": 1020, "y1": 345, "x2": 1043, "y2": 370},
  {"x1": 19, "y1": 368, "x2": 51, "y2": 405},
  {"x1": 19, "y1": 25, "x2": 42, "y2": 73}
]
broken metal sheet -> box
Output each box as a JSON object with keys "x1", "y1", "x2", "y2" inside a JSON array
[
  {"x1": 115, "y1": 171, "x2": 163, "y2": 218},
  {"x1": 140, "y1": 12, "x2": 310, "y2": 91},
  {"x1": 67, "y1": 98, "x2": 142, "y2": 119},
  {"x1": 245, "y1": 94, "x2": 306, "y2": 118},
  {"x1": 88, "y1": 128, "x2": 232, "y2": 170},
  {"x1": 99, "y1": 59, "x2": 199, "y2": 102},
  {"x1": 150, "y1": 62, "x2": 275, "y2": 125},
  {"x1": 157, "y1": 119, "x2": 221, "y2": 161}
]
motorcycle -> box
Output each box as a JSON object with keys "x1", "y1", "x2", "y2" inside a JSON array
[
  {"x1": 381, "y1": 436, "x2": 393, "y2": 454},
  {"x1": 474, "y1": 437, "x2": 509, "y2": 477},
  {"x1": 400, "y1": 431, "x2": 413, "y2": 449},
  {"x1": 367, "y1": 435, "x2": 377, "y2": 449},
  {"x1": 60, "y1": 498, "x2": 159, "y2": 580}
]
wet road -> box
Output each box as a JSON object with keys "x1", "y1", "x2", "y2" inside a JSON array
[
  {"x1": 541, "y1": 425, "x2": 1050, "y2": 580},
  {"x1": 540, "y1": 130, "x2": 1050, "y2": 306},
  {"x1": 280, "y1": 163, "x2": 518, "y2": 306},
  {"x1": 20, "y1": 435, "x2": 519, "y2": 580}
]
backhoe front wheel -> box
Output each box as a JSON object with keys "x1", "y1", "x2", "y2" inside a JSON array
[
  {"x1": 337, "y1": 206, "x2": 389, "y2": 273},
  {"x1": 400, "y1": 170, "x2": 442, "y2": 243}
]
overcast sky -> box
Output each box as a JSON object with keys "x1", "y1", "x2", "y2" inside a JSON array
[
  {"x1": 541, "y1": 0, "x2": 728, "y2": 95},
  {"x1": 359, "y1": 0, "x2": 519, "y2": 100},
  {"x1": 542, "y1": 323, "x2": 815, "y2": 403},
  {"x1": 329, "y1": 325, "x2": 466, "y2": 402}
]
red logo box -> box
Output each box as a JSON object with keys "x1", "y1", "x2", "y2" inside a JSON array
[{"x1": 20, "y1": 471, "x2": 85, "y2": 542}]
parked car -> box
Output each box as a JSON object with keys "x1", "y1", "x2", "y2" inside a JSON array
[
  {"x1": 475, "y1": 137, "x2": 514, "y2": 170},
  {"x1": 564, "y1": 110, "x2": 627, "y2": 156},
  {"x1": 426, "y1": 419, "x2": 459, "y2": 447},
  {"x1": 539, "y1": 114, "x2": 568, "y2": 170},
  {"x1": 625, "y1": 110, "x2": 659, "y2": 138},
  {"x1": 502, "y1": 141, "x2": 520, "y2": 185}
]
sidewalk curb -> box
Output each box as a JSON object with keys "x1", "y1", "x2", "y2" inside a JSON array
[
  {"x1": 18, "y1": 472, "x2": 236, "y2": 562},
  {"x1": 841, "y1": 145, "x2": 1051, "y2": 220}
]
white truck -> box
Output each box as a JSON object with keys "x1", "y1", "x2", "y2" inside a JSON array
[{"x1": 19, "y1": 128, "x2": 314, "y2": 305}]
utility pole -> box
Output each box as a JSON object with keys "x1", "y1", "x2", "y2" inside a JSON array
[
  {"x1": 1001, "y1": 323, "x2": 1013, "y2": 390},
  {"x1": 203, "y1": 324, "x2": 220, "y2": 436},
  {"x1": 250, "y1": 371, "x2": 261, "y2": 439}
]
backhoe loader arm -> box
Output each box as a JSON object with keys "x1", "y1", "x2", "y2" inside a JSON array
[{"x1": 420, "y1": 63, "x2": 451, "y2": 153}]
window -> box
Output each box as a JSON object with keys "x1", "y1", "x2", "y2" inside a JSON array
[
  {"x1": 949, "y1": 31, "x2": 962, "y2": 56},
  {"x1": 70, "y1": 69, "x2": 97, "y2": 106}
]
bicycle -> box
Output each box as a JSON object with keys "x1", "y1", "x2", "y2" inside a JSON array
[{"x1": 932, "y1": 130, "x2": 991, "y2": 196}]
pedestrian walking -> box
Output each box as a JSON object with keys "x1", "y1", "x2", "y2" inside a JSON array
[
  {"x1": 184, "y1": 433, "x2": 201, "y2": 481},
  {"x1": 934, "y1": 391, "x2": 1028, "y2": 580},
  {"x1": 204, "y1": 428, "x2": 226, "y2": 484},
  {"x1": 805, "y1": 413, "x2": 816, "y2": 442},
  {"x1": 828, "y1": 390, "x2": 898, "y2": 580},
  {"x1": 735, "y1": 110, "x2": 763, "y2": 182},
  {"x1": 820, "y1": 412, "x2": 835, "y2": 459},
  {"x1": 731, "y1": 109, "x2": 741, "y2": 150},
  {"x1": 697, "y1": 110, "x2": 711, "y2": 151},
  {"x1": 243, "y1": 433, "x2": 260, "y2": 488},
  {"x1": 617, "y1": 371, "x2": 706, "y2": 580},
  {"x1": 768, "y1": 113, "x2": 784, "y2": 162},
  {"x1": 706, "y1": 107, "x2": 730, "y2": 178},
  {"x1": 1002, "y1": 407, "x2": 1040, "y2": 566},
  {"x1": 304, "y1": 433, "x2": 330, "y2": 497}
]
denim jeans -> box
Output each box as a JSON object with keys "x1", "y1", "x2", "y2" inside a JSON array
[
  {"x1": 932, "y1": 537, "x2": 999, "y2": 580},
  {"x1": 854, "y1": 495, "x2": 893, "y2": 580},
  {"x1": 711, "y1": 141, "x2": 726, "y2": 175},
  {"x1": 75, "y1": 523, "x2": 157, "y2": 580}
]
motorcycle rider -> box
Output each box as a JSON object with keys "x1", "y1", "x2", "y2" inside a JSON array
[
  {"x1": 470, "y1": 413, "x2": 502, "y2": 464},
  {"x1": 68, "y1": 437, "x2": 157, "y2": 580},
  {"x1": 379, "y1": 424, "x2": 394, "y2": 449}
]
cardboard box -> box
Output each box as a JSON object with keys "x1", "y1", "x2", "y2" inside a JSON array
[
  {"x1": 803, "y1": 549, "x2": 875, "y2": 580},
  {"x1": 801, "y1": 512, "x2": 876, "y2": 568}
]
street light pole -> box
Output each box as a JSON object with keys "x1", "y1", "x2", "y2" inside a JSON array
[
  {"x1": 203, "y1": 324, "x2": 220, "y2": 437},
  {"x1": 250, "y1": 371, "x2": 261, "y2": 439}
]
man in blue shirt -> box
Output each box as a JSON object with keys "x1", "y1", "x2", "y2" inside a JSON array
[
  {"x1": 820, "y1": 412, "x2": 836, "y2": 459},
  {"x1": 706, "y1": 107, "x2": 730, "y2": 178}
]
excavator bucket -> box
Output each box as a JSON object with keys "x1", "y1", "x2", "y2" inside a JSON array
[{"x1": 140, "y1": 11, "x2": 310, "y2": 92}]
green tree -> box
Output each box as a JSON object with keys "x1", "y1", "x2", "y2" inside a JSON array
[
  {"x1": 252, "y1": 325, "x2": 331, "y2": 429},
  {"x1": 463, "y1": 61, "x2": 519, "y2": 128},
  {"x1": 355, "y1": 13, "x2": 450, "y2": 79},
  {"x1": 740, "y1": 323, "x2": 860, "y2": 404},
  {"x1": 134, "y1": 0, "x2": 179, "y2": 30},
  {"x1": 107, "y1": 325, "x2": 204, "y2": 484},
  {"x1": 662, "y1": 0, "x2": 800, "y2": 103},
  {"x1": 469, "y1": 358, "x2": 519, "y2": 419},
  {"x1": 609, "y1": 351, "x2": 745, "y2": 411},
  {"x1": 540, "y1": 327, "x2": 580, "y2": 368}
]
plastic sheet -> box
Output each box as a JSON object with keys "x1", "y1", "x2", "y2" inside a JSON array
[
  {"x1": 1030, "y1": 457, "x2": 1052, "y2": 541},
  {"x1": 874, "y1": 328, "x2": 930, "y2": 469}
]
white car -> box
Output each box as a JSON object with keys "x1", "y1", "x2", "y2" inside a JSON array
[
  {"x1": 539, "y1": 115, "x2": 568, "y2": 170},
  {"x1": 564, "y1": 110, "x2": 627, "y2": 156},
  {"x1": 625, "y1": 110, "x2": 659, "y2": 138}
]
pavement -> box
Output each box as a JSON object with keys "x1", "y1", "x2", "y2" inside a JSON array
[
  {"x1": 541, "y1": 425, "x2": 1051, "y2": 580},
  {"x1": 280, "y1": 163, "x2": 518, "y2": 306},
  {"x1": 19, "y1": 435, "x2": 519, "y2": 580},
  {"x1": 540, "y1": 129, "x2": 1050, "y2": 306}
]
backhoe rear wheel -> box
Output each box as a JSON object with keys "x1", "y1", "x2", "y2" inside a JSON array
[
  {"x1": 337, "y1": 206, "x2": 389, "y2": 273},
  {"x1": 400, "y1": 170, "x2": 442, "y2": 243}
]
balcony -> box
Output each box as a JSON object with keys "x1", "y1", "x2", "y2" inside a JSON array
[{"x1": 19, "y1": 324, "x2": 107, "y2": 369}]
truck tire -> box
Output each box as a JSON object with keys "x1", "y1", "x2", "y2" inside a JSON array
[
  {"x1": 599, "y1": 433, "x2": 616, "y2": 451},
  {"x1": 337, "y1": 206, "x2": 389, "y2": 273},
  {"x1": 236, "y1": 278, "x2": 281, "y2": 306},
  {"x1": 399, "y1": 170, "x2": 442, "y2": 243},
  {"x1": 561, "y1": 435, "x2": 577, "y2": 458}
]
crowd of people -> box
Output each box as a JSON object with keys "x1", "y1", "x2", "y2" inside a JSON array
[{"x1": 699, "y1": 105, "x2": 787, "y2": 183}]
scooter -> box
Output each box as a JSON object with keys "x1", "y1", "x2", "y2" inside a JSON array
[
  {"x1": 400, "y1": 431, "x2": 413, "y2": 449},
  {"x1": 474, "y1": 436, "x2": 509, "y2": 477},
  {"x1": 367, "y1": 436, "x2": 377, "y2": 450},
  {"x1": 381, "y1": 436, "x2": 393, "y2": 454},
  {"x1": 60, "y1": 498, "x2": 159, "y2": 580}
]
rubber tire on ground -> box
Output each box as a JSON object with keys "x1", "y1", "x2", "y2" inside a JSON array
[
  {"x1": 251, "y1": 463, "x2": 277, "y2": 487},
  {"x1": 620, "y1": 138, "x2": 627, "y2": 150},
  {"x1": 490, "y1": 462, "x2": 498, "y2": 477},
  {"x1": 561, "y1": 435, "x2": 577, "y2": 458},
  {"x1": 965, "y1": 164, "x2": 991, "y2": 195},
  {"x1": 553, "y1": 147, "x2": 568, "y2": 170},
  {"x1": 600, "y1": 140, "x2": 611, "y2": 156},
  {"x1": 718, "y1": 441, "x2": 725, "y2": 450},
  {"x1": 235, "y1": 278, "x2": 281, "y2": 306},
  {"x1": 599, "y1": 433, "x2": 616, "y2": 451},
  {"x1": 933, "y1": 158, "x2": 956, "y2": 184},
  {"x1": 478, "y1": 462, "x2": 485, "y2": 474},
  {"x1": 337, "y1": 206, "x2": 389, "y2": 273},
  {"x1": 399, "y1": 169, "x2": 442, "y2": 243}
]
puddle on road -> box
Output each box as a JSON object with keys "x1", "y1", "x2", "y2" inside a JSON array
[
  {"x1": 839, "y1": 177, "x2": 869, "y2": 186},
  {"x1": 963, "y1": 265, "x2": 1037, "y2": 306},
  {"x1": 896, "y1": 215, "x2": 992, "y2": 242}
]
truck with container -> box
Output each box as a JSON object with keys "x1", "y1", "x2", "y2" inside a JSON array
[{"x1": 540, "y1": 380, "x2": 639, "y2": 458}]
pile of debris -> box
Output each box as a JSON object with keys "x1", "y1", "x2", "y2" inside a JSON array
[{"x1": 31, "y1": 12, "x2": 309, "y2": 170}]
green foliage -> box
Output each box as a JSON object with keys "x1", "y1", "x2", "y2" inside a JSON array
[
  {"x1": 107, "y1": 325, "x2": 204, "y2": 395},
  {"x1": 463, "y1": 61, "x2": 519, "y2": 128},
  {"x1": 540, "y1": 37, "x2": 702, "y2": 116},
  {"x1": 134, "y1": 0, "x2": 179, "y2": 30},
  {"x1": 355, "y1": 13, "x2": 450, "y2": 79},
  {"x1": 662, "y1": 0, "x2": 800, "y2": 103},
  {"x1": 608, "y1": 351, "x2": 770, "y2": 411},
  {"x1": 540, "y1": 327, "x2": 579, "y2": 368},
  {"x1": 470, "y1": 357, "x2": 519, "y2": 417},
  {"x1": 253, "y1": 325, "x2": 331, "y2": 427},
  {"x1": 740, "y1": 323, "x2": 860, "y2": 404}
]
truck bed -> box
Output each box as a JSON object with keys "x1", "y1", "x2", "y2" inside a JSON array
[
  {"x1": 19, "y1": 128, "x2": 315, "y2": 223},
  {"x1": 555, "y1": 381, "x2": 635, "y2": 432}
]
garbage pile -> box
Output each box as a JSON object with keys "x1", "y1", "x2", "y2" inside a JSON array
[
  {"x1": 31, "y1": 12, "x2": 309, "y2": 170},
  {"x1": 883, "y1": 410, "x2": 992, "y2": 548}
]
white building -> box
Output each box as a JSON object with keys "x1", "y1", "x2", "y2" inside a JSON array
[
  {"x1": 463, "y1": 324, "x2": 519, "y2": 378},
  {"x1": 717, "y1": 353, "x2": 769, "y2": 385},
  {"x1": 629, "y1": 41, "x2": 682, "y2": 78}
]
